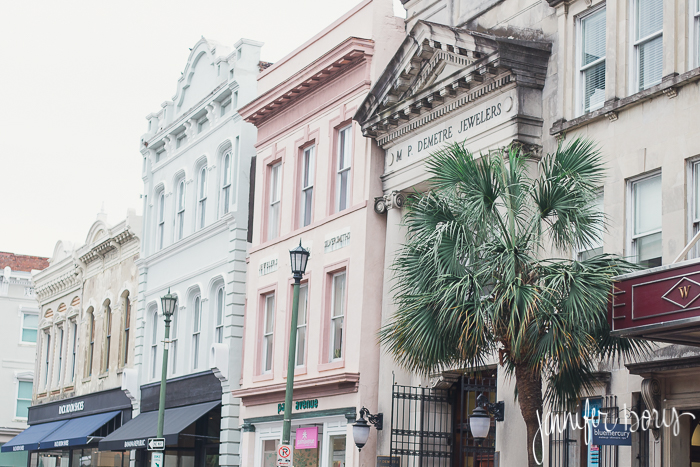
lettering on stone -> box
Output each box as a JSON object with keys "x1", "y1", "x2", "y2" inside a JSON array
[
  {"x1": 259, "y1": 258, "x2": 278, "y2": 276},
  {"x1": 324, "y1": 232, "x2": 350, "y2": 253}
]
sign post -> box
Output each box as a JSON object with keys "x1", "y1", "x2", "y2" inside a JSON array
[
  {"x1": 276, "y1": 444, "x2": 292, "y2": 466},
  {"x1": 151, "y1": 452, "x2": 163, "y2": 467},
  {"x1": 148, "y1": 438, "x2": 165, "y2": 451}
]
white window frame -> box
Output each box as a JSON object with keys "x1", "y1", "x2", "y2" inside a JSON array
[
  {"x1": 329, "y1": 271, "x2": 346, "y2": 362},
  {"x1": 221, "y1": 151, "x2": 232, "y2": 216},
  {"x1": 192, "y1": 295, "x2": 202, "y2": 370},
  {"x1": 198, "y1": 166, "x2": 207, "y2": 230},
  {"x1": 157, "y1": 191, "x2": 165, "y2": 251},
  {"x1": 56, "y1": 326, "x2": 64, "y2": 386},
  {"x1": 300, "y1": 145, "x2": 315, "y2": 228},
  {"x1": 15, "y1": 379, "x2": 32, "y2": 421},
  {"x1": 43, "y1": 331, "x2": 51, "y2": 388},
  {"x1": 69, "y1": 320, "x2": 77, "y2": 383},
  {"x1": 630, "y1": 0, "x2": 664, "y2": 92},
  {"x1": 176, "y1": 131, "x2": 186, "y2": 149},
  {"x1": 175, "y1": 178, "x2": 186, "y2": 241},
  {"x1": 122, "y1": 296, "x2": 131, "y2": 366},
  {"x1": 155, "y1": 147, "x2": 166, "y2": 163},
  {"x1": 150, "y1": 309, "x2": 159, "y2": 380},
  {"x1": 689, "y1": 159, "x2": 700, "y2": 258},
  {"x1": 295, "y1": 283, "x2": 308, "y2": 368},
  {"x1": 268, "y1": 163, "x2": 282, "y2": 240},
  {"x1": 692, "y1": 0, "x2": 700, "y2": 69},
  {"x1": 170, "y1": 307, "x2": 178, "y2": 376},
  {"x1": 233, "y1": 91, "x2": 239, "y2": 109},
  {"x1": 627, "y1": 172, "x2": 663, "y2": 266},
  {"x1": 215, "y1": 286, "x2": 225, "y2": 344},
  {"x1": 262, "y1": 293, "x2": 275, "y2": 374},
  {"x1": 197, "y1": 117, "x2": 209, "y2": 134},
  {"x1": 337, "y1": 126, "x2": 352, "y2": 212},
  {"x1": 20, "y1": 310, "x2": 38, "y2": 344},
  {"x1": 576, "y1": 6, "x2": 607, "y2": 116},
  {"x1": 221, "y1": 99, "x2": 231, "y2": 116}
]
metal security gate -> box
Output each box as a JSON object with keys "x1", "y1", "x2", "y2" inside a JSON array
[
  {"x1": 390, "y1": 385, "x2": 454, "y2": 467},
  {"x1": 457, "y1": 373, "x2": 498, "y2": 467}
]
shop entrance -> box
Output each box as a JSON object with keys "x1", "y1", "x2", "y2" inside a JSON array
[{"x1": 690, "y1": 410, "x2": 700, "y2": 467}]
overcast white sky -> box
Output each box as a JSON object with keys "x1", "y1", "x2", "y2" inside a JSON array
[{"x1": 0, "y1": 0, "x2": 405, "y2": 258}]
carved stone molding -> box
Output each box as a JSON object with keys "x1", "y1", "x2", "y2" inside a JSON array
[
  {"x1": 641, "y1": 377, "x2": 662, "y2": 440},
  {"x1": 373, "y1": 191, "x2": 406, "y2": 214}
]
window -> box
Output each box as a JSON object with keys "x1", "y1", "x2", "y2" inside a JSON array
[
  {"x1": 633, "y1": 0, "x2": 663, "y2": 91},
  {"x1": 21, "y1": 312, "x2": 38, "y2": 343},
  {"x1": 221, "y1": 99, "x2": 231, "y2": 116},
  {"x1": 170, "y1": 307, "x2": 178, "y2": 374},
  {"x1": 88, "y1": 310, "x2": 95, "y2": 377},
  {"x1": 221, "y1": 151, "x2": 232, "y2": 216},
  {"x1": 122, "y1": 295, "x2": 131, "y2": 366},
  {"x1": 16, "y1": 381, "x2": 32, "y2": 419},
  {"x1": 337, "y1": 126, "x2": 352, "y2": 212},
  {"x1": 268, "y1": 163, "x2": 282, "y2": 240},
  {"x1": 198, "y1": 166, "x2": 207, "y2": 229},
  {"x1": 150, "y1": 309, "x2": 158, "y2": 379},
  {"x1": 176, "y1": 178, "x2": 186, "y2": 241},
  {"x1": 232, "y1": 137, "x2": 240, "y2": 205},
  {"x1": 176, "y1": 131, "x2": 186, "y2": 149},
  {"x1": 262, "y1": 439, "x2": 279, "y2": 467},
  {"x1": 329, "y1": 272, "x2": 346, "y2": 361},
  {"x1": 579, "y1": 8, "x2": 606, "y2": 114},
  {"x1": 155, "y1": 147, "x2": 165, "y2": 163},
  {"x1": 630, "y1": 174, "x2": 662, "y2": 267},
  {"x1": 192, "y1": 296, "x2": 202, "y2": 370},
  {"x1": 215, "y1": 287, "x2": 224, "y2": 344},
  {"x1": 262, "y1": 293, "x2": 275, "y2": 373},
  {"x1": 104, "y1": 303, "x2": 112, "y2": 372},
  {"x1": 579, "y1": 192, "x2": 604, "y2": 260},
  {"x1": 328, "y1": 435, "x2": 347, "y2": 467},
  {"x1": 295, "y1": 283, "x2": 308, "y2": 367},
  {"x1": 157, "y1": 191, "x2": 165, "y2": 251},
  {"x1": 44, "y1": 331, "x2": 51, "y2": 387},
  {"x1": 694, "y1": 0, "x2": 700, "y2": 68},
  {"x1": 197, "y1": 117, "x2": 209, "y2": 134},
  {"x1": 237, "y1": 48, "x2": 242, "y2": 60},
  {"x1": 233, "y1": 91, "x2": 239, "y2": 109},
  {"x1": 70, "y1": 320, "x2": 77, "y2": 383},
  {"x1": 56, "y1": 327, "x2": 64, "y2": 384},
  {"x1": 300, "y1": 145, "x2": 314, "y2": 227}
]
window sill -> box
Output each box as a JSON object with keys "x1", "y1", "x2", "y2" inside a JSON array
[
  {"x1": 117, "y1": 367, "x2": 124, "y2": 375},
  {"x1": 282, "y1": 366, "x2": 308, "y2": 378},
  {"x1": 12, "y1": 418, "x2": 28, "y2": 423},
  {"x1": 551, "y1": 68, "x2": 700, "y2": 136},
  {"x1": 253, "y1": 372, "x2": 274, "y2": 383},
  {"x1": 98, "y1": 372, "x2": 109, "y2": 379},
  {"x1": 318, "y1": 360, "x2": 345, "y2": 372},
  {"x1": 82, "y1": 377, "x2": 91, "y2": 384},
  {"x1": 18, "y1": 342, "x2": 37, "y2": 347}
]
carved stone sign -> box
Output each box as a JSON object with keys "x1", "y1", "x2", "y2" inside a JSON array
[{"x1": 324, "y1": 228, "x2": 350, "y2": 253}]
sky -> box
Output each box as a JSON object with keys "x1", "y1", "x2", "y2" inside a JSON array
[{"x1": 0, "y1": 0, "x2": 405, "y2": 259}]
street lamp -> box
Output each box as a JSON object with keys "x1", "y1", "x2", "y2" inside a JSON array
[
  {"x1": 157, "y1": 289, "x2": 177, "y2": 440},
  {"x1": 352, "y1": 407, "x2": 383, "y2": 451},
  {"x1": 282, "y1": 241, "x2": 310, "y2": 446},
  {"x1": 468, "y1": 393, "x2": 504, "y2": 441}
]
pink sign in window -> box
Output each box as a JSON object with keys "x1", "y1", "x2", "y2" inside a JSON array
[{"x1": 295, "y1": 426, "x2": 318, "y2": 449}]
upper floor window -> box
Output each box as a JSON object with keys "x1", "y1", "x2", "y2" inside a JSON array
[
  {"x1": 197, "y1": 117, "x2": 209, "y2": 134},
  {"x1": 69, "y1": 320, "x2": 77, "y2": 383},
  {"x1": 694, "y1": 0, "x2": 700, "y2": 68},
  {"x1": 295, "y1": 283, "x2": 308, "y2": 367},
  {"x1": 233, "y1": 91, "x2": 239, "y2": 109},
  {"x1": 192, "y1": 296, "x2": 202, "y2": 370},
  {"x1": 170, "y1": 307, "x2": 178, "y2": 375},
  {"x1": 155, "y1": 147, "x2": 165, "y2": 163},
  {"x1": 633, "y1": 0, "x2": 663, "y2": 91},
  {"x1": 44, "y1": 331, "x2": 51, "y2": 387},
  {"x1": 176, "y1": 131, "x2": 187, "y2": 149},
  {"x1": 198, "y1": 166, "x2": 207, "y2": 230},
  {"x1": 221, "y1": 99, "x2": 231, "y2": 116},
  {"x1": 268, "y1": 163, "x2": 282, "y2": 240},
  {"x1": 21, "y1": 312, "x2": 38, "y2": 343},
  {"x1": 15, "y1": 380, "x2": 32, "y2": 419},
  {"x1": 175, "y1": 179, "x2": 186, "y2": 241},
  {"x1": 630, "y1": 173, "x2": 662, "y2": 267},
  {"x1": 150, "y1": 309, "x2": 158, "y2": 379},
  {"x1": 578, "y1": 192, "x2": 604, "y2": 260},
  {"x1": 329, "y1": 271, "x2": 346, "y2": 361},
  {"x1": 262, "y1": 293, "x2": 275, "y2": 374},
  {"x1": 300, "y1": 145, "x2": 315, "y2": 228},
  {"x1": 122, "y1": 294, "x2": 131, "y2": 366},
  {"x1": 215, "y1": 286, "x2": 224, "y2": 344},
  {"x1": 56, "y1": 327, "x2": 64, "y2": 385},
  {"x1": 104, "y1": 303, "x2": 112, "y2": 372},
  {"x1": 337, "y1": 126, "x2": 352, "y2": 212},
  {"x1": 157, "y1": 191, "x2": 165, "y2": 251},
  {"x1": 221, "y1": 152, "x2": 232, "y2": 216},
  {"x1": 578, "y1": 8, "x2": 606, "y2": 114},
  {"x1": 87, "y1": 309, "x2": 95, "y2": 377}
]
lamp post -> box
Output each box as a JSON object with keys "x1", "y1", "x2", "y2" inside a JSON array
[
  {"x1": 157, "y1": 289, "x2": 178, "y2": 440},
  {"x1": 282, "y1": 241, "x2": 310, "y2": 445}
]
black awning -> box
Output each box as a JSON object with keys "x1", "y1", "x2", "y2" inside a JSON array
[{"x1": 98, "y1": 401, "x2": 220, "y2": 451}]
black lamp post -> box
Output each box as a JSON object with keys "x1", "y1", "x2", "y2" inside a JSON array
[
  {"x1": 468, "y1": 393, "x2": 504, "y2": 441},
  {"x1": 157, "y1": 289, "x2": 177, "y2": 440},
  {"x1": 281, "y1": 241, "x2": 310, "y2": 445},
  {"x1": 352, "y1": 407, "x2": 383, "y2": 451}
]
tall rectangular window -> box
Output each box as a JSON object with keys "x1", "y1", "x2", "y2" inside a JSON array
[
  {"x1": 171, "y1": 309, "x2": 178, "y2": 375},
  {"x1": 157, "y1": 192, "x2": 165, "y2": 250},
  {"x1": 295, "y1": 284, "x2": 308, "y2": 367},
  {"x1": 155, "y1": 147, "x2": 165, "y2": 163},
  {"x1": 21, "y1": 312, "x2": 38, "y2": 343},
  {"x1": 262, "y1": 293, "x2": 275, "y2": 373},
  {"x1": 56, "y1": 327, "x2": 64, "y2": 384},
  {"x1": 233, "y1": 91, "x2": 239, "y2": 108},
  {"x1": 103, "y1": 304, "x2": 112, "y2": 372},
  {"x1": 337, "y1": 126, "x2": 352, "y2": 211},
  {"x1": 176, "y1": 132, "x2": 186, "y2": 149},
  {"x1": 215, "y1": 287, "x2": 224, "y2": 344},
  {"x1": 300, "y1": 146, "x2": 314, "y2": 228},
  {"x1": 151, "y1": 310, "x2": 158, "y2": 379},
  {"x1": 232, "y1": 137, "x2": 240, "y2": 205},
  {"x1": 221, "y1": 99, "x2": 231, "y2": 116},
  {"x1": 579, "y1": 192, "x2": 604, "y2": 260},
  {"x1": 16, "y1": 381, "x2": 32, "y2": 419},
  {"x1": 192, "y1": 296, "x2": 201, "y2": 370},
  {"x1": 123, "y1": 297, "x2": 131, "y2": 366},
  {"x1": 176, "y1": 179, "x2": 186, "y2": 241},
  {"x1": 198, "y1": 166, "x2": 207, "y2": 230},
  {"x1": 44, "y1": 332, "x2": 51, "y2": 387},
  {"x1": 268, "y1": 163, "x2": 282, "y2": 240},
  {"x1": 634, "y1": 0, "x2": 663, "y2": 91},
  {"x1": 694, "y1": 0, "x2": 700, "y2": 68},
  {"x1": 70, "y1": 320, "x2": 77, "y2": 382},
  {"x1": 631, "y1": 174, "x2": 662, "y2": 268},
  {"x1": 579, "y1": 8, "x2": 606, "y2": 114},
  {"x1": 88, "y1": 311, "x2": 95, "y2": 377},
  {"x1": 197, "y1": 117, "x2": 209, "y2": 134},
  {"x1": 221, "y1": 151, "x2": 232, "y2": 216},
  {"x1": 329, "y1": 272, "x2": 346, "y2": 361}
]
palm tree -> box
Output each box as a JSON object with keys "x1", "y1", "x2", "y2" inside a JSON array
[{"x1": 379, "y1": 140, "x2": 647, "y2": 467}]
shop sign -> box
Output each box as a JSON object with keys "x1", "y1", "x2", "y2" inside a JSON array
[
  {"x1": 591, "y1": 424, "x2": 632, "y2": 446},
  {"x1": 58, "y1": 400, "x2": 84, "y2": 415},
  {"x1": 377, "y1": 457, "x2": 400, "y2": 467},
  {"x1": 276, "y1": 444, "x2": 292, "y2": 466},
  {"x1": 295, "y1": 427, "x2": 318, "y2": 449},
  {"x1": 324, "y1": 229, "x2": 350, "y2": 253},
  {"x1": 277, "y1": 399, "x2": 319, "y2": 414},
  {"x1": 259, "y1": 256, "x2": 278, "y2": 276},
  {"x1": 124, "y1": 439, "x2": 147, "y2": 449}
]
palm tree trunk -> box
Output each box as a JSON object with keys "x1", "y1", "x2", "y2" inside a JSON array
[{"x1": 515, "y1": 363, "x2": 543, "y2": 467}]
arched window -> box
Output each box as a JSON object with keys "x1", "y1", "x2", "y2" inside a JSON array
[
  {"x1": 157, "y1": 191, "x2": 165, "y2": 250},
  {"x1": 122, "y1": 292, "x2": 131, "y2": 366},
  {"x1": 198, "y1": 166, "x2": 207, "y2": 229},
  {"x1": 176, "y1": 179, "x2": 186, "y2": 241},
  {"x1": 87, "y1": 308, "x2": 95, "y2": 377},
  {"x1": 150, "y1": 308, "x2": 158, "y2": 379},
  {"x1": 192, "y1": 295, "x2": 202, "y2": 370},
  {"x1": 221, "y1": 151, "x2": 232, "y2": 216},
  {"x1": 103, "y1": 301, "x2": 112, "y2": 372},
  {"x1": 215, "y1": 286, "x2": 224, "y2": 343}
]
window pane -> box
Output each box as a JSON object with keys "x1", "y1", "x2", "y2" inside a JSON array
[
  {"x1": 302, "y1": 188, "x2": 313, "y2": 227},
  {"x1": 695, "y1": 163, "x2": 700, "y2": 221},
  {"x1": 265, "y1": 295, "x2": 275, "y2": 333},
  {"x1": 339, "y1": 171, "x2": 349, "y2": 211},
  {"x1": 224, "y1": 154, "x2": 231, "y2": 185},
  {"x1": 298, "y1": 285, "x2": 308, "y2": 326},
  {"x1": 637, "y1": 231, "x2": 662, "y2": 267},
  {"x1": 634, "y1": 175, "x2": 661, "y2": 235},
  {"x1": 18, "y1": 381, "x2": 32, "y2": 399},
  {"x1": 582, "y1": 9, "x2": 606, "y2": 66},
  {"x1": 24, "y1": 313, "x2": 38, "y2": 329},
  {"x1": 296, "y1": 327, "x2": 306, "y2": 367},
  {"x1": 332, "y1": 317, "x2": 344, "y2": 359},
  {"x1": 217, "y1": 288, "x2": 224, "y2": 326},
  {"x1": 269, "y1": 203, "x2": 279, "y2": 239},
  {"x1": 264, "y1": 336, "x2": 273, "y2": 372},
  {"x1": 328, "y1": 435, "x2": 347, "y2": 467},
  {"x1": 16, "y1": 399, "x2": 30, "y2": 418},
  {"x1": 332, "y1": 273, "x2": 346, "y2": 317},
  {"x1": 583, "y1": 61, "x2": 606, "y2": 112},
  {"x1": 637, "y1": 0, "x2": 663, "y2": 39},
  {"x1": 263, "y1": 440, "x2": 279, "y2": 467},
  {"x1": 23, "y1": 328, "x2": 37, "y2": 343},
  {"x1": 199, "y1": 169, "x2": 206, "y2": 198},
  {"x1": 639, "y1": 35, "x2": 663, "y2": 89}
]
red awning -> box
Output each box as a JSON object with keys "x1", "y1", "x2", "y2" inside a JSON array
[{"x1": 611, "y1": 259, "x2": 700, "y2": 346}]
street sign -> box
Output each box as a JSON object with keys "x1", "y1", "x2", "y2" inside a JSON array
[
  {"x1": 148, "y1": 438, "x2": 165, "y2": 451},
  {"x1": 276, "y1": 444, "x2": 292, "y2": 466},
  {"x1": 151, "y1": 452, "x2": 163, "y2": 467}
]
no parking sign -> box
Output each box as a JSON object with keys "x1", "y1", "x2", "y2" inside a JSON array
[{"x1": 276, "y1": 444, "x2": 292, "y2": 466}]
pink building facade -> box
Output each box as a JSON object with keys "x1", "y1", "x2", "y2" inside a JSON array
[{"x1": 234, "y1": 2, "x2": 404, "y2": 466}]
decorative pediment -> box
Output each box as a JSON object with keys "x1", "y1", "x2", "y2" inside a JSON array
[{"x1": 354, "y1": 20, "x2": 551, "y2": 143}]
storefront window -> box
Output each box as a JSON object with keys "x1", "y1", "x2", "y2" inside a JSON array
[
  {"x1": 328, "y1": 435, "x2": 346, "y2": 467},
  {"x1": 262, "y1": 439, "x2": 279, "y2": 467},
  {"x1": 66, "y1": 448, "x2": 128, "y2": 467},
  {"x1": 31, "y1": 450, "x2": 69, "y2": 467}
]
